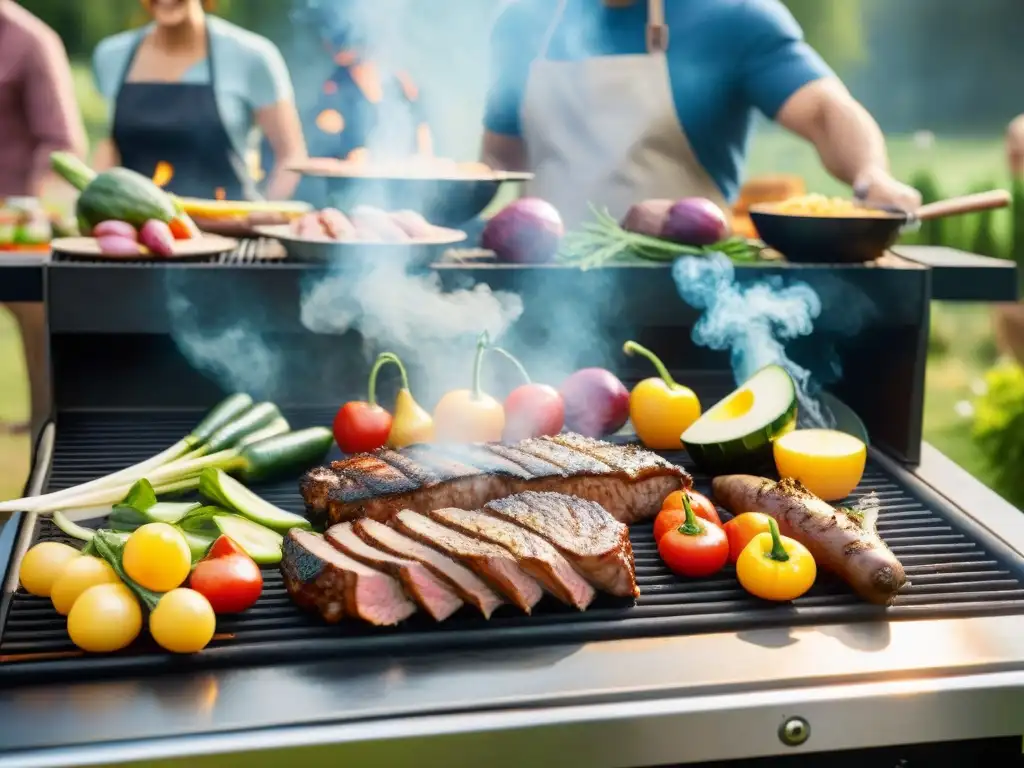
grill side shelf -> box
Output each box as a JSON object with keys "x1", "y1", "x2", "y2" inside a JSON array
[{"x1": 3, "y1": 409, "x2": 1024, "y2": 685}]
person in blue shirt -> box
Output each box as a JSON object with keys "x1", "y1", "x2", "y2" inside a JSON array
[
  {"x1": 482, "y1": 0, "x2": 922, "y2": 228},
  {"x1": 91, "y1": 0, "x2": 306, "y2": 201}
]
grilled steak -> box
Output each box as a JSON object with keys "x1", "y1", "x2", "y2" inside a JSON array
[
  {"x1": 281, "y1": 529, "x2": 416, "y2": 626},
  {"x1": 484, "y1": 492, "x2": 638, "y2": 598},
  {"x1": 326, "y1": 523, "x2": 463, "y2": 621},
  {"x1": 301, "y1": 433, "x2": 688, "y2": 526},
  {"x1": 393, "y1": 510, "x2": 544, "y2": 613},
  {"x1": 354, "y1": 518, "x2": 504, "y2": 618},
  {"x1": 429, "y1": 507, "x2": 596, "y2": 610}
]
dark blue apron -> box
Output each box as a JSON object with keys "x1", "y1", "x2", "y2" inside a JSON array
[{"x1": 112, "y1": 26, "x2": 258, "y2": 201}]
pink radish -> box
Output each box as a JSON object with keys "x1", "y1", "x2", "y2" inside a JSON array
[
  {"x1": 97, "y1": 235, "x2": 143, "y2": 257},
  {"x1": 92, "y1": 220, "x2": 138, "y2": 241},
  {"x1": 139, "y1": 220, "x2": 175, "y2": 257}
]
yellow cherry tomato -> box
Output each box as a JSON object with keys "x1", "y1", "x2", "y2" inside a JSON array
[
  {"x1": 149, "y1": 589, "x2": 216, "y2": 654},
  {"x1": 622, "y1": 341, "x2": 701, "y2": 450},
  {"x1": 51, "y1": 555, "x2": 120, "y2": 616},
  {"x1": 122, "y1": 523, "x2": 192, "y2": 592},
  {"x1": 67, "y1": 583, "x2": 142, "y2": 653},
  {"x1": 736, "y1": 519, "x2": 816, "y2": 602},
  {"x1": 773, "y1": 429, "x2": 866, "y2": 501},
  {"x1": 19, "y1": 541, "x2": 80, "y2": 597}
]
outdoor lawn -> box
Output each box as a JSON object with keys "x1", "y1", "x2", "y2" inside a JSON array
[{"x1": 0, "y1": 61, "x2": 1010, "y2": 502}]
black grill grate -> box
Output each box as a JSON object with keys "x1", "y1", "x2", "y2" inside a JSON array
[{"x1": 4, "y1": 408, "x2": 1024, "y2": 683}]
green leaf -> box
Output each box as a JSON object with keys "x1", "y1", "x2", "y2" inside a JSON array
[{"x1": 115, "y1": 478, "x2": 158, "y2": 514}]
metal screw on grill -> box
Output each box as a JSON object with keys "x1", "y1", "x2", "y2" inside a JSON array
[{"x1": 778, "y1": 716, "x2": 810, "y2": 747}]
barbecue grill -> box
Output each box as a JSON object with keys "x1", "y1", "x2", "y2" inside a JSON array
[{"x1": 2, "y1": 243, "x2": 1024, "y2": 767}]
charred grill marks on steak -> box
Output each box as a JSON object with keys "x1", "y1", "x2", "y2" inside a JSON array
[
  {"x1": 393, "y1": 510, "x2": 544, "y2": 613},
  {"x1": 304, "y1": 433, "x2": 690, "y2": 526},
  {"x1": 353, "y1": 518, "x2": 504, "y2": 618},
  {"x1": 484, "y1": 492, "x2": 639, "y2": 598},
  {"x1": 429, "y1": 506, "x2": 597, "y2": 610}
]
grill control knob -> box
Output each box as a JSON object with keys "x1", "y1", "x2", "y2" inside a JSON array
[{"x1": 779, "y1": 716, "x2": 810, "y2": 747}]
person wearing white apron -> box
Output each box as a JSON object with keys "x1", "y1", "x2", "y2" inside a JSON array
[{"x1": 482, "y1": 0, "x2": 920, "y2": 229}]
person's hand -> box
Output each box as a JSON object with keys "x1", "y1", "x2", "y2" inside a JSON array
[
  {"x1": 852, "y1": 167, "x2": 922, "y2": 212},
  {"x1": 1006, "y1": 115, "x2": 1024, "y2": 177}
]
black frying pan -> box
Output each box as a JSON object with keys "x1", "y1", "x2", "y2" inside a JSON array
[{"x1": 749, "y1": 189, "x2": 1012, "y2": 264}]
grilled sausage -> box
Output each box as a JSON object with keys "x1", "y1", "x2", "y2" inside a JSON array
[{"x1": 711, "y1": 475, "x2": 906, "y2": 605}]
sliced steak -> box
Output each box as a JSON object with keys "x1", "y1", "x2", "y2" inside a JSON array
[
  {"x1": 429, "y1": 507, "x2": 595, "y2": 610},
  {"x1": 393, "y1": 510, "x2": 544, "y2": 613},
  {"x1": 280, "y1": 529, "x2": 416, "y2": 626},
  {"x1": 484, "y1": 491, "x2": 639, "y2": 598},
  {"x1": 326, "y1": 523, "x2": 463, "y2": 622},
  {"x1": 354, "y1": 518, "x2": 503, "y2": 618},
  {"x1": 302, "y1": 432, "x2": 689, "y2": 526}
]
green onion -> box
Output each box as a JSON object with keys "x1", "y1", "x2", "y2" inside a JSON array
[
  {"x1": 0, "y1": 394, "x2": 253, "y2": 514},
  {"x1": 557, "y1": 205, "x2": 763, "y2": 270},
  {"x1": 28, "y1": 427, "x2": 333, "y2": 516}
]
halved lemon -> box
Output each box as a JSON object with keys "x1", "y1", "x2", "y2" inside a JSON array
[{"x1": 773, "y1": 428, "x2": 866, "y2": 501}]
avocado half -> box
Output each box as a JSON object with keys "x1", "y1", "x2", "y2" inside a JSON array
[{"x1": 682, "y1": 365, "x2": 798, "y2": 475}]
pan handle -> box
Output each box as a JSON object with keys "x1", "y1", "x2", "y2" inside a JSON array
[{"x1": 915, "y1": 189, "x2": 1011, "y2": 221}]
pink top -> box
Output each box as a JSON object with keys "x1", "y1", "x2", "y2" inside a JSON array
[{"x1": 0, "y1": 2, "x2": 85, "y2": 197}]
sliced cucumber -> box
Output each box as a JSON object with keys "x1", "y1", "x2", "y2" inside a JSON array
[
  {"x1": 143, "y1": 501, "x2": 202, "y2": 525},
  {"x1": 213, "y1": 514, "x2": 284, "y2": 565},
  {"x1": 200, "y1": 468, "x2": 311, "y2": 531},
  {"x1": 235, "y1": 427, "x2": 334, "y2": 484},
  {"x1": 180, "y1": 529, "x2": 217, "y2": 561}
]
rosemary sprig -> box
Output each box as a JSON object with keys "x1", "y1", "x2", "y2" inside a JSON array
[{"x1": 557, "y1": 204, "x2": 764, "y2": 270}]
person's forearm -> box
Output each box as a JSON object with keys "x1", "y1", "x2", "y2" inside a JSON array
[
  {"x1": 808, "y1": 96, "x2": 889, "y2": 186},
  {"x1": 265, "y1": 164, "x2": 299, "y2": 201}
]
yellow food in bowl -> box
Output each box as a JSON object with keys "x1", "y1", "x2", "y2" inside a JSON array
[
  {"x1": 760, "y1": 194, "x2": 893, "y2": 218},
  {"x1": 773, "y1": 428, "x2": 867, "y2": 501}
]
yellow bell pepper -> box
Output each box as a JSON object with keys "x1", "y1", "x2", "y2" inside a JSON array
[
  {"x1": 735, "y1": 518, "x2": 816, "y2": 602},
  {"x1": 622, "y1": 341, "x2": 701, "y2": 450}
]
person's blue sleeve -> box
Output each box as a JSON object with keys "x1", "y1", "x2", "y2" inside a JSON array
[
  {"x1": 737, "y1": 0, "x2": 834, "y2": 119},
  {"x1": 483, "y1": 3, "x2": 533, "y2": 137},
  {"x1": 91, "y1": 33, "x2": 134, "y2": 102},
  {"x1": 245, "y1": 36, "x2": 295, "y2": 109}
]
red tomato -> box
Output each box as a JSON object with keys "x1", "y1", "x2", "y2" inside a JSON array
[
  {"x1": 207, "y1": 535, "x2": 247, "y2": 560},
  {"x1": 660, "y1": 490, "x2": 722, "y2": 527},
  {"x1": 723, "y1": 512, "x2": 774, "y2": 563},
  {"x1": 190, "y1": 549, "x2": 263, "y2": 614},
  {"x1": 502, "y1": 384, "x2": 565, "y2": 441},
  {"x1": 657, "y1": 520, "x2": 729, "y2": 578},
  {"x1": 333, "y1": 401, "x2": 392, "y2": 454}
]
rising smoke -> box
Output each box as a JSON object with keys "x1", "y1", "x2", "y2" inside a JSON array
[{"x1": 673, "y1": 253, "x2": 832, "y2": 425}]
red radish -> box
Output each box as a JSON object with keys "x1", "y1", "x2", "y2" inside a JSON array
[
  {"x1": 503, "y1": 383, "x2": 565, "y2": 441},
  {"x1": 559, "y1": 368, "x2": 630, "y2": 438},
  {"x1": 97, "y1": 235, "x2": 143, "y2": 257},
  {"x1": 139, "y1": 219, "x2": 175, "y2": 257},
  {"x1": 482, "y1": 198, "x2": 564, "y2": 264},
  {"x1": 92, "y1": 220, "x2": 138, "y2": 241}
]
